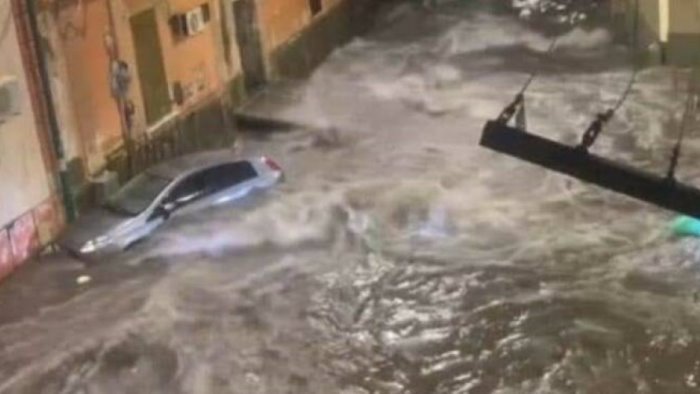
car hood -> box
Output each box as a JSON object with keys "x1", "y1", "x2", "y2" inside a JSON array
[{"x1": 59, "y1": 208, "x2": 132, "y2": 251}]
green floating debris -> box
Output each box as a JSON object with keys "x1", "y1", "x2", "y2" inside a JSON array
[{"x1": 671, "y1": 216, "x2": 700, "y2": 237}]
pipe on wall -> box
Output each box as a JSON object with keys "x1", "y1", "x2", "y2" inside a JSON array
[{"x1": 659, "y1": 0, "x2": 669, "y2": 43}]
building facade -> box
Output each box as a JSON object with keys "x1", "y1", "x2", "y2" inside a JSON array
[
  {"x1": 0, "y1": 0, "x2": 377, "y2": 276},
  {"x1": 33, "y1": 0, "x2": 374, "y2": 200},
  {"x1": 0, "y1": 0, "x2": 66, "y2": 280},
  {"x1": 259, "y1": 0, "x2": 372, "y2": 79},
  {"x1": 612, "y1": 0, "x2": 700, "y2": 66},
  {"x1": 37, "y1": 0, "x2": 238, "y2": 196}
]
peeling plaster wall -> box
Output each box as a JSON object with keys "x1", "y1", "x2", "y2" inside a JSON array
[{"x1": 0, "y1": 2, "x2": 52, "y2": 226}]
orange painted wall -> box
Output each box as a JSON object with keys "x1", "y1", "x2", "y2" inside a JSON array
[
  {"x1": 258, "y1": 0, "x2": 346, "y2": 54},
  {"x1": 259, "y1": 0, "x2": 311, "y2": 52},
  {"x1": 115, "y1": 0, "x2": 225, "y2": 133},
  {"x1": 160, "y1": 0, "x2": 223, "y2": 110},
  {"x1": 57, "y1": 0, "x2": 123, "y2": 169}
]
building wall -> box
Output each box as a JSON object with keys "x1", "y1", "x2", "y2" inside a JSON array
[
  {"x1": 35, "y1": 0, "x2": 365, "y2": 187},
  {"x1": 117, "y1": 0, "x2": 229, "y2": 133},
  {"x1": 667, "y1": 0, "x2": 700, "y2": 66},
  {"x1": 0, "y1": 0, "x2": 377, "y2": 279},
  {"x1": 161, "y1": 0, "x2": 226, "y2": 111},
  {"x1": 259, "y1": 0, "x2": 344, "y2": 52},
  {"x1": 33, "y1": 0, "x2": 234, "y2": 198},
  {"x1": 0, "y1": 2, "x2": 53, "y2": 226},
  {"x1": 223, "y1": 0, "x2": 245, "y2": 85},
  {"x1": 219, "y1": 0, "x2": 244, "y2": 78},
  {"x1": 39, "y1": 11, "x2": 83, "y2": 166},
  {"x1": 52, "y1": 0, "x2": 124, "y2": 172},
  {"x1": 612, "y1": 0, "x2": 700, "y2": 66},
  {"x1": 258, "y1": 0, "x2": 366, "y2": 79},
  {"x1": 611, "y1": 0, "x2": 660, "y2": 45},
  {"x1": 258, "y1": 0, "x2": 311, "y2": 52},
  {"x1": 258, "y1": 0, "x2": 344, "y2": 53},
  {"x1": 668, "y1": 0, "x2": 700, "y2": 34},
  {"x1": 641, "y1": 0, "x2": 660, "y2": 45},
  {"x1": 0, "y1": 0, "x2": 64, "y2": 277}
]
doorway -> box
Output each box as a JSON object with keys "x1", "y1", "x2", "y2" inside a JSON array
[
  {"x1": 233, "y1": 0, "x2": 267, "y2": 92},
  {"x1": 130, "y1": 9, "x2": 170, "y2": 125}
]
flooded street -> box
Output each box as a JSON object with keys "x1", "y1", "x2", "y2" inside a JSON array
[{"x1": 5, "y1": 1, "x2": 700, "y2": 393}]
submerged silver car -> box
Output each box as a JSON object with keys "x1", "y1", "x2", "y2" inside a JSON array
[{"x1": 60, "y1": 150, "x2": 284, "y2": 259}]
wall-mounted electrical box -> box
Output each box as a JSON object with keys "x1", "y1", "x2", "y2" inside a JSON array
[
  {"x1": 186, "y1": 7, "x2": 206, "y2": 35},
  {"x1": 169, "y1": 3, "x2": 212, "y2": 39}
]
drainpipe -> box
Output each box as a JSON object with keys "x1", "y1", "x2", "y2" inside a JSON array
[
  {"x1": 26, "y1": 0, "x2": 77, "y2": 221},
  {"x1": 659, "y1": 0, "x2": 669, "y2": 64}
]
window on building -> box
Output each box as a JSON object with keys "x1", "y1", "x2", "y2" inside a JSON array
[
  {"x1": 309, "y1": 0, "x2": 322, "y2": 16},
  {"x1": 169, "y1": 14, "x2": 188, "y2": 39},
  {"x1": 202, "y1": 3, "x2": 211, "y2": 22}
]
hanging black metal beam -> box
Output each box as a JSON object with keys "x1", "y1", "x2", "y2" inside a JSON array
[{"x1": 480, "y1": 120, "x2": 700, "y2": 217}]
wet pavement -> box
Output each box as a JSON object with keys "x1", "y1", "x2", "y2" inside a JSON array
[{"x1": 4, "y1": 1, "x2": 700, "y2": 393}]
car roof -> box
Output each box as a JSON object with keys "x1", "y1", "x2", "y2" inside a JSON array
[{"x1": 147, "y1": 149, "x2": 245, "y2": 179}]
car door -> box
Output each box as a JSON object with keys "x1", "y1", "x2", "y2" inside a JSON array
[
  {"x1": 121, "y1": 175, "x2": 196, "y2": 247},
  {"x1": 152, "y1": 162, "x2": 259, "y2": 220},
  {"x1": 128, "y1": 174, "x2": 204, "y2": 245},
  {"x1": 158, "y1": 171, "x2": 210, "y2": 218}
]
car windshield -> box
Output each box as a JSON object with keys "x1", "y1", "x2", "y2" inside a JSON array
[{"x1": 104, "y1": 173, "x2": 172, "y2": 216}]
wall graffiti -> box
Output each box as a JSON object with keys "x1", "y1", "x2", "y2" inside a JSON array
[
  {"x1": 0, "y1": 195, "x2": 64, "y2": 280},
  {"x1": 9, "y1": 213, "x2": 39, "y2": 265}
]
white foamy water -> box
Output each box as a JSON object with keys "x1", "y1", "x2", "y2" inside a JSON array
[{"x1": 2, "y1": 2, "x2": 700, "y2": 393}]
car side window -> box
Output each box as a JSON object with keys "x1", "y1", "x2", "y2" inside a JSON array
[
  {"x1": 165, "y1": 172, "x2": 207, "y2": 208},
  {"x1": 162, "y1": 162, "x2": 258, "y2": 209},
  {"x1": 205, "y1": 162, "x2": 258, "y2": 195}
]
